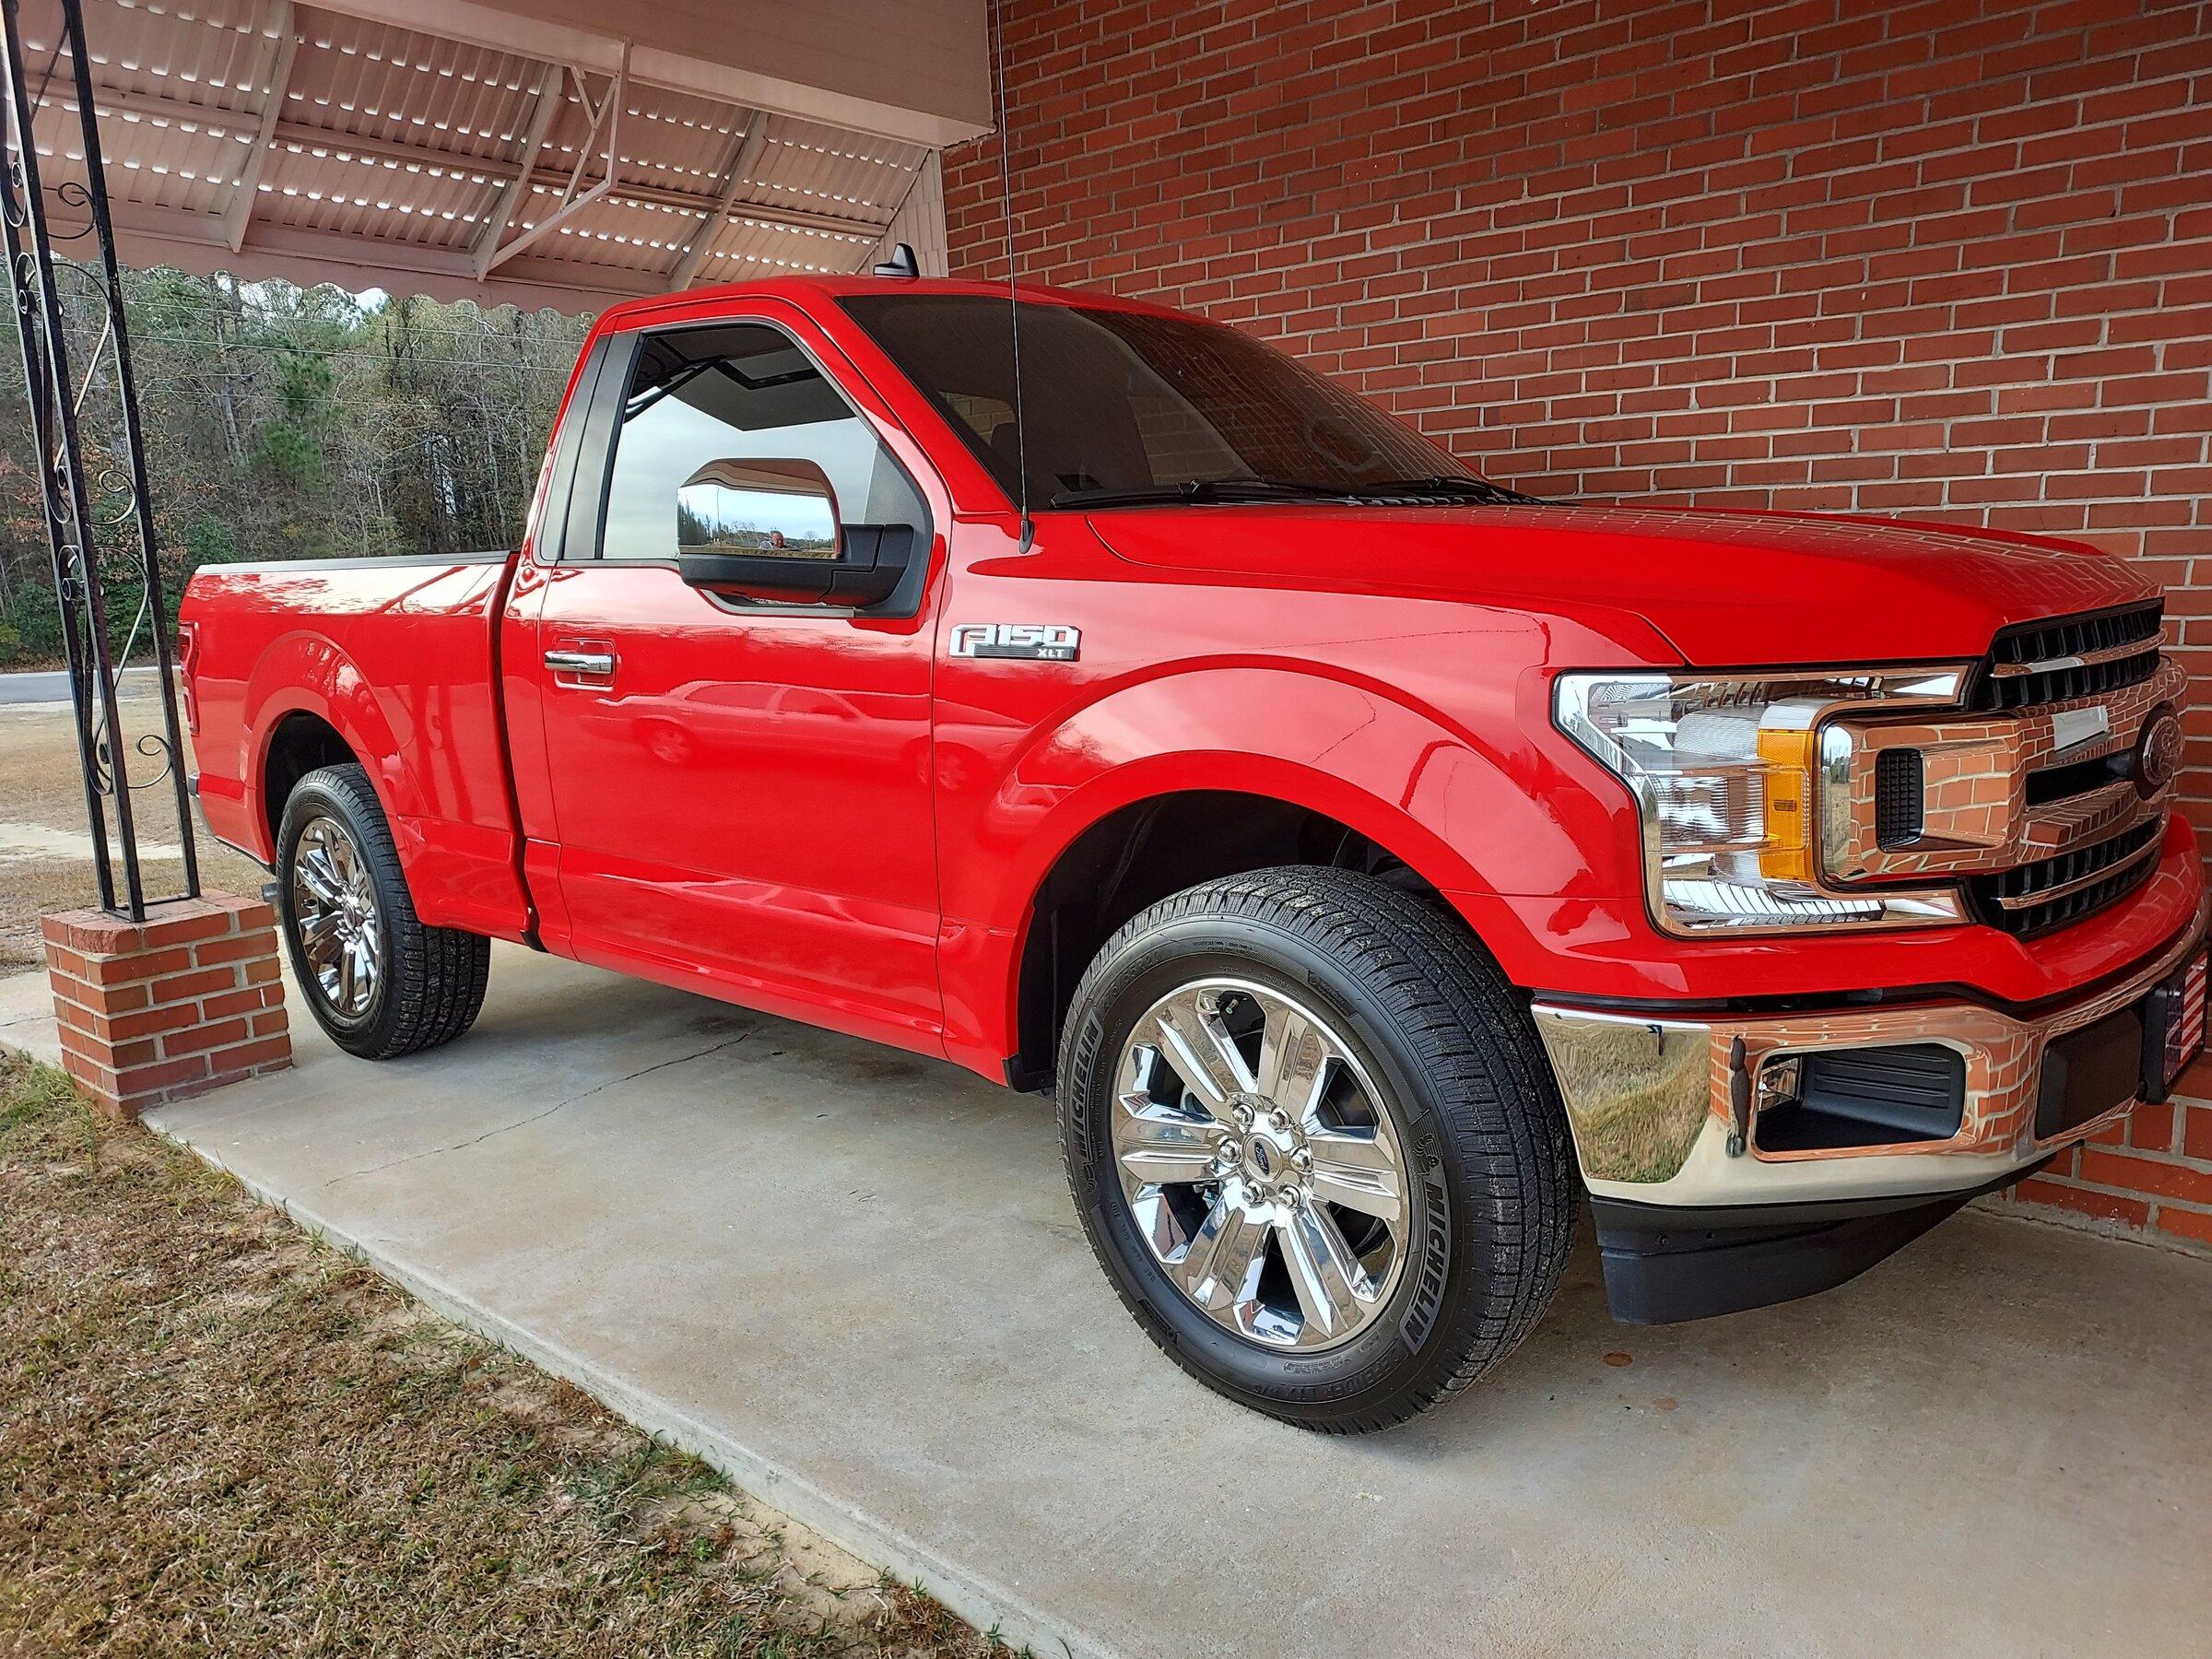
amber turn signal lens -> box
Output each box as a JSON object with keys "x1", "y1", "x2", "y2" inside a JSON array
[{"x1": 1756, "y1": 725, "x2": 1816, "y2": 882}]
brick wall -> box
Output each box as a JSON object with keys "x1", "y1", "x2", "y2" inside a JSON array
[{"x1": 944, "y1": 0, "x2": 2212, "y2": 1249}]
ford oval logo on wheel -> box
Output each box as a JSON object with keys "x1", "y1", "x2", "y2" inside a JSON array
[{"x1": 2134, "y1": 706, "x2": 2183, "y2": 799}]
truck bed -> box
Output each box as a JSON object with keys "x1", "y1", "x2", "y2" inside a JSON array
[{"x1": 181, "y1": 551, "x2": 530, "y2": 941}]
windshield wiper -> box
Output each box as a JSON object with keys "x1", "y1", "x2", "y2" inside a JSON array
[
  {"x1": 1359, "y1": 475, "x2": 1547, "y2": 504},
  {"x1": 1049, "y1": 477, "x2": 1358, "y2": 510}
]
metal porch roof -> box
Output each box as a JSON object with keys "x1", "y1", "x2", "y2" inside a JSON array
[{"x1": 15, "y1": 0, "x2": 976, "y2": 311}]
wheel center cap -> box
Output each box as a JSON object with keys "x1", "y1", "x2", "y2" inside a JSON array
[{"x1": 1238, "y1": 1114, "x2": 1300, "y2": 1185}]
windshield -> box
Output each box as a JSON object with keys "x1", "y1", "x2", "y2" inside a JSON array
[{"x1": 841, "y1": 292, "x2": 1500, "y2": 508}]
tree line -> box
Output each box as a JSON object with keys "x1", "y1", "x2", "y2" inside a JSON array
[{"x1": 0, "y1": 267, "x2": 593, "y2": 669}]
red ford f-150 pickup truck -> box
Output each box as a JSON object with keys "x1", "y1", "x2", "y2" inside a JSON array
[{"x1": 180, "y1": 271, "x2": 2208, "y2": 1430}]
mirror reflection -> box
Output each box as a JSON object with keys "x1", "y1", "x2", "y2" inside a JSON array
[{"x1": 677, "y1": 459, "x2": 839, "y2": 559}]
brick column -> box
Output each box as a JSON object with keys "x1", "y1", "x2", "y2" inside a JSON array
[{"x1": 41, "y1": 893, "x2": 291, "y2": 1119}]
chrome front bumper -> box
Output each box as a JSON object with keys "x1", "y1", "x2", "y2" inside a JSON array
[{"x1": 1533, "y1": 899, "x2": 2210, "y2": 1209}]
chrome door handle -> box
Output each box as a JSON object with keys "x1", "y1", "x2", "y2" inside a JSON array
[{"x1": 544, "y1": 649, "x2": 615, "y2": 677}]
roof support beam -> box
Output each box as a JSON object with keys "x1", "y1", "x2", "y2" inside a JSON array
[
  {"x1": 53, "y1": 194, "x2": 673, "y2": 312},
  {"x1": 76, "y1": 78, "x2": 888, "y2": 245},
  {"x1": 470, "y1": 63, "x2": 562, "y2": 278},
  {"x1": 668, "y1": 115, "x2": 767, "y2": 289},
  {"x1": 480, "y1": 41, "x2": 626, "y2": 276},
  {"x1": 220, "y1": 0, "x2": 298, "y2": 252}
]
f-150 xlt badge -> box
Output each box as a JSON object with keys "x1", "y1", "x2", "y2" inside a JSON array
[{"x1": 949, "y1": 623, "x2": 1080, "y2": 662}]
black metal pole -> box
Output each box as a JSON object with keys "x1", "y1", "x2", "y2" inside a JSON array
[
  {"x1": 55, "y1": 0, "x2": 197, "y2": 899},
  {"x1": 0, "y1": 0, "x2": 199, "y2": 923},
  {"x1": 0, "y1": 160, "x2": 115, "y2": 912},
  {"x1": 0, "y1": 0, "x2": 118, "y2": 912}
]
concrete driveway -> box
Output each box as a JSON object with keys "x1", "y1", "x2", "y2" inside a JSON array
[{"x1": 6, "y1": 945, "x2": 2204, "y2": 1655}]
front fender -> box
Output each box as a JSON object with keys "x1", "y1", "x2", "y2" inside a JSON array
[{"x1": 936, "y1": 664, "x2": 1634, "y2": 1071}]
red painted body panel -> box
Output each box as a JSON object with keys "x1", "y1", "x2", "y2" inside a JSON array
[
  {"x1": 181, "y1": 555, "x2": 532, "y2": 942},
  {"x1": 180, "y1": 275, "x2": 2206, "y2": 1088}
]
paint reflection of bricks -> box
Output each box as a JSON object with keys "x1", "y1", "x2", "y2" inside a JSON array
[{"x1": 41, "y1": 893, "x2": 291, "y2": 1120}]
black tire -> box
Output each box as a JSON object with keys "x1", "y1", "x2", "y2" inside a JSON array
[
  {"x1": 1056, "y1": 866, "x2": 1575, "y2": 1431},
  {"x1": 276, "y1": 762, "x2": 490, "y2": 1060}
]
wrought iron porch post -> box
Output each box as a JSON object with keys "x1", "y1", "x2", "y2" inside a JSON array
[{"x1": 0, "y1": 0, "x2": 199, "y2": 921}]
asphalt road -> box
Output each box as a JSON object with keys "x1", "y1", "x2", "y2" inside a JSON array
[{"x1": 0, "y1": 665, "x2": 163, "y2": 705}]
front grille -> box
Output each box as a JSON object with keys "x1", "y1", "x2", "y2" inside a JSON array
[
  {"x1": 1974, "y1": 602, "x2": 2162, "y2": 711},
  {"x1": 1971, "y1": 817, "x2": 2161, "y2": 938}
]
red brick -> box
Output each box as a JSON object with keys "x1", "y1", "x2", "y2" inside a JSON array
[
  {"x1": 201, "y1": 986, "x2": 278, "y2": 1020},
  {"x1": 2077, "y1": 1149, "x2": 2212, "y2": 1207},
  {"x1": 2125, "y1": 1101, "x2": 2176, "y2": 1153},
  {"x1": 159, "y1": 1018, "x2": 252, "y2": 1058},
  {"x1": 147, "y1": 965, "x2": 242, "y2": 1005},
  {"x1": 2010, "y1": 1176, "x2": 2152, "y2": 1230},
  {"x1": 60, "y1": 978, "x2": 150, "y2": 1017},
  {"x1": 202, "y1": 893, "x2": 276, "y2": 932},
  {"x1": 192, "y1": 929, "x2": 276, "y2": 968},
  {"x1": 111, "y1": 1054, "x2": 211, "y2": 1099},
  {"x1": 2156, "y1": 1206, "x2": 2212, "y2": 1249},
  {"x1": 73, "y1": 946, "x2": 195, "y2": 988},
  {"x1": 205, "y1": 1036, "x2": 293, "y2": 1075},
  {"x1": 134, "y1": 910, "x2": 237, "y2": 950},
  {"x1": 34, "y1": 890, "x2": 290, "y2": 1118}
]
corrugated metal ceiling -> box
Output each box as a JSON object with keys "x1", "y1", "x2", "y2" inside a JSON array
[{"x1": 15, "y1": 0, "x2": 941, "y2": 311}]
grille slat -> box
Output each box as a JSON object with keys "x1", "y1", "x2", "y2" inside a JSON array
[
  {"x1": 1970, "y1": 818, "x2": 2161, "y2": 938},
  {"x1": 1955, "y1": 601, "x2": 2171, "y2": 937},
  {"x1": 1975, "y1": 602, "x2": 2163, "y2": 712}
]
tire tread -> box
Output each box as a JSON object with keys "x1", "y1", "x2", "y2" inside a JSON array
[
  {"x1": 1057, "y1": 865, "x2": 1575, "y2": 1431},
  {"x1": 283, "y1": 764, "x2": 489, "y2": 1059}
]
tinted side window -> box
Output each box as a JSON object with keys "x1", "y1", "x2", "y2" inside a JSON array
[{"x1": 599, "y1": 323, "x2": 924, "y2": 562}]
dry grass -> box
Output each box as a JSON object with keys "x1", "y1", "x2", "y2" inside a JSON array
[
  {"x1": 0, "y1": 692, "x2": 266, "y2": 968},
  {"x1": 1541, "y1": 1018, "x2": 1710, "y2": 1183},
  {"x1": 0, "y1": 1051, "x2": 1006, "y2": 1657}
]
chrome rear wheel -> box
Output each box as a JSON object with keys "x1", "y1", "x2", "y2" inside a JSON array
[
  {"x1": 1111, "y1": 978, "x2": 1411, "y2": 1353},
  {"x1": 290, "y1": 813, "x2": 382, "y2": 1021}
]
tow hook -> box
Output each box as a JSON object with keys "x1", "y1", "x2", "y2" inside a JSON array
[{"x1": 1726, "y1": 1035, "x2": 1751, "y2": 1157}]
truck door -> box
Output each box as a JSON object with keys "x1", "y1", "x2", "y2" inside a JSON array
[{"x1": 525, "y1": 313, "x2": 943, "y2": 1052}]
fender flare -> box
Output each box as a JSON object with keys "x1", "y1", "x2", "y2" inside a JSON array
[
  {"x1": 971, "y1": 663, "x2": 1595, "y2": 927},
  {"x1": 241, "y1": 630, "x2": 410, "y2": 859}
]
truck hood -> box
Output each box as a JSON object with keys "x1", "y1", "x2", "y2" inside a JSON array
[{"x1": 1088, "y1": 502, "x2": 2154, "y2": 666}]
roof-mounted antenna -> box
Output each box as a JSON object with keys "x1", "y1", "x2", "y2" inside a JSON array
[
  {"x1": 872, "y1": 242, "x2": 919, "y2": 279},
  {"x1": 991, "y1": 0, "x2": 1034, "y2": 552}
]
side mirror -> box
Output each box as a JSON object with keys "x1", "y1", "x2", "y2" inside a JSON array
[{"x1": 676, "y1": 457, "x2": 912, "y2": 607}]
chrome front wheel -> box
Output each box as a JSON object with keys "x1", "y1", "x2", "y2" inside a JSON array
[
  {"x1": 1111, "y1": 978, "x2": 1412, "y2": 1353},
  {"x1": 290, "y1": 813, "x2": 382, "y2": 1021}
]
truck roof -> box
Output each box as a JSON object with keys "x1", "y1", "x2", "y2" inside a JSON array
[{"x1": 589, "y1": 272, "x2": 1182, "y2": 335}]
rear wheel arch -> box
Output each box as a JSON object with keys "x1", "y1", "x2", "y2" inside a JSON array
[
  {"x1": 241, "y1": 631, "x2": 409, "y2": 859},
  {"x1": 259, "y1": 710, "x2": 359, "y2": 854}
]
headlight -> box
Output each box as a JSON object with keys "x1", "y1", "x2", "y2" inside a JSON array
[{"x1": 1555, "y1": 668, "x2": 1970, "y2": 934}]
